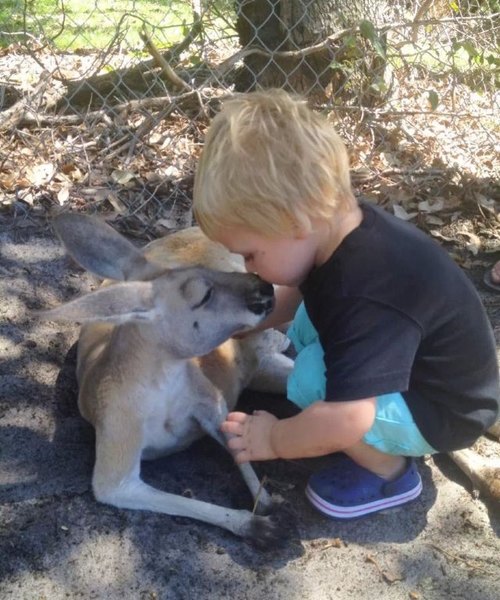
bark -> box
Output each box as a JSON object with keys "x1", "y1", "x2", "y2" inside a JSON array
[
  {"x1": 234, "y1": 0, "x2": 397, "y2": 99},
  {"x1": 235, "y1": 0, "x2": 340, "y2": 96}
]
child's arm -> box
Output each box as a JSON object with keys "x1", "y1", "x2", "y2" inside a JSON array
[
  {"x1": 221, "y1": 398, "x2": 376, "y2": 463},
  {"x1": 268, "y1": 285, "x2": 303, "y2": 328}
]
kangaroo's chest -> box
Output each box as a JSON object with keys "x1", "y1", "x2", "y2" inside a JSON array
[
  {"x1": 79, "y1": 339, "x2": 244, "y2": 459},
  {"x1": 140, "y1": 363, "x2": 220, "y2": 459}
]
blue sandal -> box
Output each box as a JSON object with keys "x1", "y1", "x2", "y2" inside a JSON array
[{"x1": 305, "y1": 455, "x2": 422, "y2": 519}]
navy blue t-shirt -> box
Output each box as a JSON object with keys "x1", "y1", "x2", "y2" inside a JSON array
[{"x1": 299, "y1": 202, "x2": 499, "y2": 451}]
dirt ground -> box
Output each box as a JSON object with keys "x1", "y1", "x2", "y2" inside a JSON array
[{"x1": 1, "y1": 215, "x2": 499, "y2": 600}]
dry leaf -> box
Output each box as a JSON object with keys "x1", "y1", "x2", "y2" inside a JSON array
[
  {"x1": 18, "y1": 190, "x2": 34, "y2": 205},
  {"x1": 149, "y1": 132, "x2": 163, "y2": 145},
  {"x1": 164, "y1": 165, "x2": 181, "y2": 178},
  {"x1": 25, "y1": 162, "x2": 55, "y2": 186},
  {"x1": 1, "y1": 194, "x2": 15, "y2": 206},
  {"x1": 70, "y1": 166, "x2": 84, "y2": 182},
  {"x1": 393, "y1": 204, "x2": 417, "y2": 221},
  {"x1": 458, "y1": 231, "x2": 482, "y2": 255},
  {"x1": 430, "y1": 230, "x2": 454, "y2": 242},
  {"x1": 111, "y1": 169, "x2": 136, "y2": 185},
  {"x1": 0, "y1": 174, "x2": 18, "y2": 190},
  {"x1": 57, "y1": 186, "x2": 70, "y2": 205},
  {"x1": 60, "y1": 162, "x2": 80, "y2": 176},
  {"x1": 418, "y1": 198, "x2": 444, "y2": 213},
  {"x1": 474, "y1": 192, "x2": 497, "y2": 212},
  {"x1": 106, "y1": 192, "x2": 128, "y2": 214},
  {"x1": 424, "y1": 215, "x2": 445, "y2": 226}
]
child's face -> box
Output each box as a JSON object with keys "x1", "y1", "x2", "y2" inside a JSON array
[{"x1": 214, "y1": 227, "x2": 318, "y2": 286}]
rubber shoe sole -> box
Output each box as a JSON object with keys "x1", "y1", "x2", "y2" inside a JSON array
[
  {"x1": 305, "y1": 456, "x2": 423, "y2": 519},
  {"x1": 306, "y1": 478, "x2": 422, "y2": 519}
]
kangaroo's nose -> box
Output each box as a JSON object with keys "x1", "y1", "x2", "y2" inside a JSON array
[
  {"x1": 247, "y1": 277, "x2": 275, "y2": 315},
  {"x1": 258, "y1": 280, "x2": 274, "y2": 297}
]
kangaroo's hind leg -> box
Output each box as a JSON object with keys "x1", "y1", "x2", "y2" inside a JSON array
[
  {"x1": 248, "y1": 352, "x2": 294, "y2": 394},
  {"x1": 90, "y1": 417, "x2": 280, "y2": 545}
]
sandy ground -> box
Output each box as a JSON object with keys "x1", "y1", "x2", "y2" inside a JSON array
[{"x1": 1, "y1": 217, "x2": 499, "y2": 600}]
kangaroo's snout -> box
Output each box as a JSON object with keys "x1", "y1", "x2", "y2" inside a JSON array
[{"x1": 246, "y1": 277, "x2": 275, "y2": 316}]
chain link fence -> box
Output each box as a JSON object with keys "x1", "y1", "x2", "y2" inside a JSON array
[{"x1": 0, "y1": 0, "x2": 498, "y2": 244}]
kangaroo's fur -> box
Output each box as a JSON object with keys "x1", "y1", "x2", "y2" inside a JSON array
[{"x1": 41, "y1": 214, "x2": 294, "y2": 547}]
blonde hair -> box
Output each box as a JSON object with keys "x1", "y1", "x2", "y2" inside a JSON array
[{"x1": 193, "y1": 89, "x2": 355, "y2": 238}]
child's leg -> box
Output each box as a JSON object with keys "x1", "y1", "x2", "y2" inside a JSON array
[
  {"x1": 305, "y1": 452, "x2": 423, "y2": 519},
  {"x1": 287, "y1": 304, "x2": 432, "y2": 518},
  {"x1": 305, "y1": 394, "x2": 435, "y2": 519},
  {"x1": 344, "y1": 440, "x2": 406, "y2": 480}
]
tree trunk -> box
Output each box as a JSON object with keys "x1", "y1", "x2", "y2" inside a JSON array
[
  {"x1": 235, "y1": 0, "x2": 340, "y2": 97},
  {"x1": 234, "y1": 0, "x2": 397, "y2": 99}
]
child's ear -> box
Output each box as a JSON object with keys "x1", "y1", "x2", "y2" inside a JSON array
[{"x1": 293, "y1": 224, "x2": 312, "y2": 240}]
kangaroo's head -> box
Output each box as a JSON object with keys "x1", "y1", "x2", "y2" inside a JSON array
[{"x1": 39, "y1": 213, "x2": 274, "y2": 358}]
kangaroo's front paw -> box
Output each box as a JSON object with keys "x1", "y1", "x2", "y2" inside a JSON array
[
  {"x1": 246, "y1": 513, "x2": 287, "y2": 550},
  {"x1": 252, "y1": 487, "x2": 274, "y2": 515}
]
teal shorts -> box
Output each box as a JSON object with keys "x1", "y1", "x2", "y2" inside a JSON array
[{"x1": 287, "y1": 302, "x2": 436, "y2": 457}]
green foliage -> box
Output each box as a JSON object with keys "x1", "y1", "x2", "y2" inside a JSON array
[
  {"x1": 452, "y1": 40, "x2": 500, "y2": 69},
  {"x1": 327, "y1": 12, "x2": 499, "y2": 103},
  {"x1": 1, "y1": 0, "x2": 194, "y2": 50},
  {"x1": 394, "y1": 32, "x2": 499, "y2": 94},
  {"x1": 0, "y1": 1, "x2": 24, "y2": 34},
  {"x1": 359, "y1": 19, "x2": 386, "y2": 60}
]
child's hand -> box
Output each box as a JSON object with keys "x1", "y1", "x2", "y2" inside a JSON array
[{"x1": 221, "y1": 410, "x2": 279, "y2": 464}]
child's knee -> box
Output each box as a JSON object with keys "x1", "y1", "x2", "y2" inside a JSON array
[
  {"x1": 287, "y1": 342, "x2": 326, "y2": 409},
  {"x1": 287, "y1": 303, "x2": 326, "y2": 409},
  {"x1": 364, "y1": 393, "x2": 436, "y2": 456}
]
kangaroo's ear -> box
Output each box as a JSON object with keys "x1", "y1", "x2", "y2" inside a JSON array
[
  {"x1": 37, "y1": 281, "x2": 156, "y2": 324},
  {"x1": 53, "y1": 213, "x2": 163, "y2": 281}
]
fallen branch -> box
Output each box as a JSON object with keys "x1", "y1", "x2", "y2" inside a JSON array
[
  {"x1": 448, "y1": 446, "x2": 500, "y2": 501},
  {"x1": 139, "y1": 26, "x2": 193, "y2": 93},
  {"x1": 11, "y1": 87, "x2": 221, "y2": 129},
  {"x1": 427, "y1": 543, "x2": 494, "y2": 575},
  {"x1": 0, "y1": 71, "x2": 53, "y2": 131},
  {"x1": 61, "y1": 11, "x2": 203, "y2": 106},
  {"x1": 446, "y1": 418, "x2": 500, "y2": 502}
]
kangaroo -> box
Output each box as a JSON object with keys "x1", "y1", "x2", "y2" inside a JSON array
[{"x1": 41, "y1": 213, "x2": 294, "y2": 547}]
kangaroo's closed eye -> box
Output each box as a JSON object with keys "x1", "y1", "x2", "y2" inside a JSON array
[{"x1": 193, "y1": 286, "x2": 213, "y2": 309}]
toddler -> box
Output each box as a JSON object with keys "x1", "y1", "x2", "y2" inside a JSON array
[{"x1": 192, "y1": 89, "x2": 499, "y2": 519}]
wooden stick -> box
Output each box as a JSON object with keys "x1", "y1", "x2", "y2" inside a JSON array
[{"x1": 448, "y1": 448, "x2": 500, "y2": 501}]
